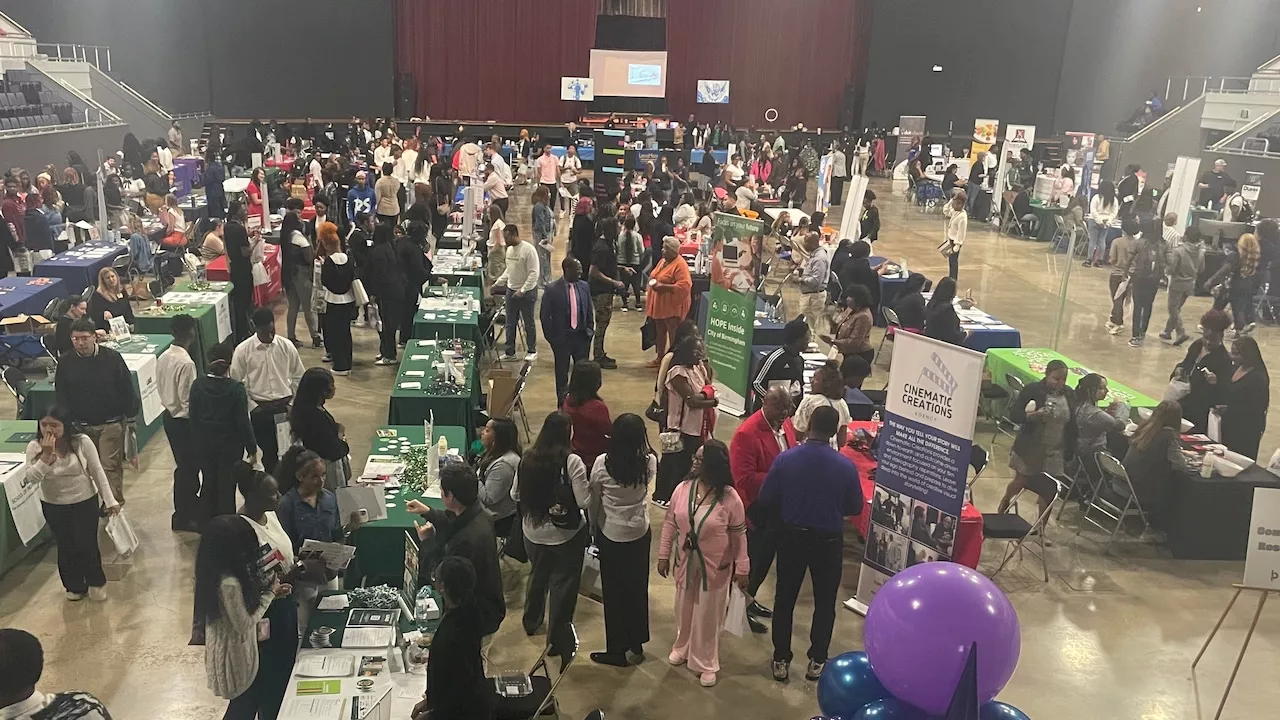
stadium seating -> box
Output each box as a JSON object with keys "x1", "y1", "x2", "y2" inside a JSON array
[{"x1": 0, "y1": 69, "x2": 72, "y2": 131}]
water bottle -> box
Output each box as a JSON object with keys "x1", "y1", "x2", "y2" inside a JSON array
[{"x1": 871, "y1": 410, "x2": 881, "y2": 424}]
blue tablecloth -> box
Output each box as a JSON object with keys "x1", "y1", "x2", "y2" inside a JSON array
[
  {"x1": 963, "y1": 326, "x2": 1023, "y2": 353},
  {"x1": 34, "y1": 240, "x2": 128, "y2": 296},
  {"x1": 696, "y1": 291, "x2": 785, "y2": 347},
  {"x1": 869, "y1": 255, "x2": 912, "y2": 327},
  {"x1": 172, "y1": 157, "x2": 200, "y2": 197},
  {"x1": 0, "y1": 276, "x2": 64, "y2": 319}
]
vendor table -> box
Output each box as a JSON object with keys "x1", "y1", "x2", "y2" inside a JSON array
[
  {"x1": 985, "y1": 348, "x2": 1159, "y2": 412},
  {"x1": 412, "y1": 286, "x2": 482, "y2": 344},
  {"x1": 437, "y1": 224, "x2": 465, "y2": 251},
  {"x1": 870, "y1": 256, "x2": 909, "y2": 326},
  {"x1": 172, "y1": 157, "x2": 200, "y2": 197},
  {"x1": 696, "y1": 291, "x2": 786, "y2": 347},
  {"x1": 205, "y1": 243, "x2": 282, "y2": 307},
  {"x1": 177, "y1": 194, "x2": 209, "y2": 224},
  {"x1": 764, "y1": 207, "x2": 810, "y2": 225},
  {"x1": 33, "y1": 240, "x2": 128, "y2": 296},
  {"x1": 137, "y1": 283, "x2": 234, "y2": 372},
  {"x1": 0, "y1": 276, "x2": 64, "y2": 319},
  {"x1": 1027, "y1": 200, "x2": 1062, "y2": 242},
  {"x1": 922, "y1": 293, "x2": 1022, "y2": 352},
  {"x1": 347, "y1": 425, "x2": 465, "y2": 586},
  {"x1": 386, "y1": 342, "x2": 478, "y2": 442},
  {"x1": 429, "y1": 249, "x2": 483, "y2": 289},
  {"x1": 1167, "y1": 459, "x2": 1280, "y2": 560},
  {"x1": 0, "y1": 420, "x2": 50, "y2": 577},
  {"x1": 26, "y1": 334, "x2": 173, "y2": 451}
]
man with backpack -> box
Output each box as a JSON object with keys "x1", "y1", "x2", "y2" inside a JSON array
[
  {"x1": 1127, "y1": 218, "x2": 1167, "y2": 348},
  {"x1": 1221, "y1": 178, "x2": 1253, "y2": 223}
]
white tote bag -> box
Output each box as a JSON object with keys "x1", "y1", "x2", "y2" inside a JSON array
[
  {"x1": 105, "y1": 510, "x2": 140, "y2": 557},
  {"x1": 724, "y1": 585, "x2": 750, "y2": 638},
  {"x1": 578, "y1": 545, "x2": 603, "y2": 602}
]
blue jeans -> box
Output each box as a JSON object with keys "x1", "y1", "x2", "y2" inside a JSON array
[
  {"x1": 505, "y1": 290, "x2": 538, "y2": 356},
  {"x1": 965, "y1": 182, "x2": 981, "y2": 214},
  {"x1": 1086, "y1": 220, "x2": 1108, "y2": 262},
  {"x1": 535, "y1": 243, "x2": 552, "y2": 288}
]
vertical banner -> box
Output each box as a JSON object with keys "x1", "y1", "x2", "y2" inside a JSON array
[
  {"x1": 848, "y1": 332, "x2": 986, "y2": 612},
  {"x1": 816, "y1": 153, "x2": 835, "y2": 214},
  {"x1": 402, "y1": 531, "x2": 420, "y2": 608},
  {"x1": 839, "y1": 174, "x2": 871, "y2": 243},
  {"x1": 1167, "y1": 156, "x2": 1202, "y2": 233},
  {"x1": 970, "y1": 118, "x2": 999, "y2": 159},
  {"x1": 992, "y1": 124, "x2": 1035, "y2": 215},
  {"x1": 705, "y1": 284, "x2": 755, "y2": 417}
]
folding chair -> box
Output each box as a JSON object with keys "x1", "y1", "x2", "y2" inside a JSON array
[
  {"x1": 876, "y1": 307, "x2": 900, "y2": 367},
  {"x1": 492, "y1": 623, "x2": 579, "y2": 720},
  {"x1": 989, "y1": 374, "x2": 1024, "y2": 445},
  {"x1": 1075, "y1": 451, "x2": 1152, "y2": 554},
  {"x1": 1253, "y1": 281, "x2": 1279, "y2": 326},
  {"x1": 966, "y1": 444, "x2": 989, "y2": 503},
  {"x1": 998, "y1": 202, "x2": 1025, "y2": 238},
  {"x1": 978, "y1": 374, "x2": 1010, "y2": 426},
  {"x1": 508, "y1": 361, "x2": 533, "y2": 441},
  {"x1": 982, "y1": 472, "x2": 1062, "y2": 582},
  {"x1": 1049, "y1": 214, "x2": 1069, "y2": 252},
  {"x1": 2, "y1": 366, "x2": 30, "y2": 419}
]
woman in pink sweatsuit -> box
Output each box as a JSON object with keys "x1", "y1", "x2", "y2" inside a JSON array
[{"x1": 657, "y1": 439, "x2": 749, "y2": 688}]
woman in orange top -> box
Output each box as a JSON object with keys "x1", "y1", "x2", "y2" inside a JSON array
[{"x1": 646, "y1": 236, "x2": 693, "y2": 367}]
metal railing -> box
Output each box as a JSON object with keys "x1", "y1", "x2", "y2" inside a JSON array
[
  {"x1": 0, "y1": 118, "x2": 125, "y2": 138},
  {"x1": 87, "y1": 64, "x2": 172, "y2": 119},
  {"x1": 44, "y1": 74, "x2": 121, "y2": 125},
  {"x1": 1165, "y1": 74, "x2": 1280, "y2": 104},
  {"x1": 34, "y1": 43, "x2": 111, "y2": 72},
  {"x1": 1211, "y1": 107, "x2": 1280, "y2": 150}
]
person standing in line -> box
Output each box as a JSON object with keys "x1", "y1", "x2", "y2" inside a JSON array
[
  {"x1": 941, "y1": 190, "x2": 967, "y2": 280},
  {"x1": 223, "y1": 202, "x2": 256, "y2": 341},
  {"x1": 55, "y1": 320, "x2": 136, "y2": 504},
  {"x1": 319, "y1": 223, "x2": 357, "y2": 374},
  {"x1": 1160, "y1": 226, "x2": 1203, "y2": 346},
  {"x1": 157, "y1": 314, "x2": 200, "y2": 532},
  {"x1": 729, "y1": 386, "x2": 794, "y2": 635},
  {"x1": 531, "y1": 185, "x2": 555, "y2": 288},
  {"x1": 587, "y1": 413, "x2": 656, "y2": 667},
  {"x1": 588, "y1": 217, "x2": 624, "y2": 369},
  {"x1": 399, "y1": 221, "x2": 432, "y2": 347},
  {"x1": 494, "y1": 224, "x2": 540, "y2": 362},
  {"x1": 374, "y1": 162, "x2": 401, "y2": 224},
  {"x1": 230, "y1": 308, "x2": 305, "y2": 475},
  {"x1": 657, "y1": 440, "x2": 749, "y2": 688},
  {"x1": 280, "y1": 206, "x2": 320, "y2": 349},
  {"x1": 540, "y1": 257, "x2": 594, "y2": 404},
  {"x1": 366, "y1": 224, "x2": 406, "y2": 365},
  {"x1": 189, "y1": 341, "x2": 257, "y2": 523},
  {"x1": 1126, "y1": 218, "x2": 1165, "y2": 348},
  {"x1": 1105, "y1": 216, "x2": 1139, "y2": 335},
  {"x1": 535, "y1": 145, "x2": 559, "y2": 209},
  {"x1": 511, "y1": 412, "x2": 590, "y2": 660},
  {"x1": 829, "y1": 142, "x2": 848, "y2": 205},
  {"x1": 757, "y1": 406, "x2": 862, "y2": 683},
  {"x1": 0, "y1": 628, "x2": 114, "y2": 719},
  {"x1": 288, "y1": 368, "x2": 350, "y2": 488},
  {"x1": 558, "y1": 145, "x2": 583, "y2": 218},
  {"x1": 26, "y1": 407, "x2": 120, "y2": 601}
]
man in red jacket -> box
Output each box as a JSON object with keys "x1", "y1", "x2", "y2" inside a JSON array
[{"x1": 729, "y1": 386, "x2": 794, "y2": 633}]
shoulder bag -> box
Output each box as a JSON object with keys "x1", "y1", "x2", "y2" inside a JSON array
[
  {"x1": 547, "y1": 457, "x2": 583, "y2": 531},
  {"x1": 659, "y1": 394, "x2": 688, "y2": 455}
]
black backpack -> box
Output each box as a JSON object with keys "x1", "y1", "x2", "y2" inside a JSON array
[
  {"x1": 1131, "y1": 238, "x2": 1162, "y2": 284},
  {"x1": 546, "y1": 457, "x2": 583, "y2": 531},
  {"x1": 1230, "y1": 193, "x2": 1255, "y2": 223}
]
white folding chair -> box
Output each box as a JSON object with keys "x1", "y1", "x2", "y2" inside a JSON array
[{"x1": 1075, "y1": 451, "x2": 1153, "y2": 554}]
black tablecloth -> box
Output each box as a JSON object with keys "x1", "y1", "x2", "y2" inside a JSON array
[{"x1": 1168, "y1": 464, "x2": 1280, "y2": 560}]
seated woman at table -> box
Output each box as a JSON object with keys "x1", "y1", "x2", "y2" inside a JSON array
[
  {"x1": 792, "y1": 361, "x2": 851, "y2": 448},
  {"x1": 1012, "y1": 188, "x2": 1038, "y2": 236},
  {"x1": 924, "y1": 276, "x2": 966, "y2": 347},
  {"x1": 476, "y1": 418, "x2": 520, "y2": 539},
  {"x1": 1122, "y1": 400, "x2": 1186, "y2": 529},
  {"x1": 86, "y1": 267, "x2": 134, "y2": 333},
  {"x1": 288, "y1": 368, "x2": 350, "y2": 488},
  {"x1": 562, "y1": 361, "x2": 611, "y2": 468},
  {"x1": 822, "y1": 284, "x2": 875, "y2": 365},
  {"x1": 999, "y1": 359, "x2": 1075, "y2": 522},
  {"x1": 1073, "y1": 373, "x2": 1128, "y2": 490},
  {"x1": 1219, "y1": 337, "x2": 1270, "y2": 459},
  {"x1": 831, "y1": 239, "x2": 881, "y2": 311},
  {"x1": 412, "y1": 556, "x2": 494, "y2": 720},
  {"x1": 941, "y1": 164, "x2": 960, "y2": 197},
  {"x1": 893, "y1": 272, "x2": 928, "y2": 333},
  {"x1": 1173, "y1": 309, "x2": 1233, "y2": 433}
]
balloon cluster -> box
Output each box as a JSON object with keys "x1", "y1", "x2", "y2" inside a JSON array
[{"x1": 814, "y1": 563, "x2": 1030, "y2": 720}]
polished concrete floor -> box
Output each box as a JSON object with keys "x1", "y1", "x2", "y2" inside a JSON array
[{"x1": 2, "y1": 180, "x2": 1279, "y2": 719}]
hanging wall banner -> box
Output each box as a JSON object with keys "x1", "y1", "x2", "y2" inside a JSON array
[
  {"x1": 847, "y1": 332, "x2": 985, "y2": 612},
  {"x1": 704, "y1": 212, "x2": 765, "y2": 416},
  {"x1": 970, "y1": 118, "x2": 999, "y2": 160},
  {"x1": 992, "y1": 124, "x2": 1035, "y2": 215},
  {"x1": 560, "y1": 77, "x2": 594, "y2": 102},
  {"x1": 696, "y1": 80, "x2": 731, "y2": 104}
]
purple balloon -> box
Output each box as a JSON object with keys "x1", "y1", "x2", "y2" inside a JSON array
[{"x1": 863, "y1": 562, "x2": 1021, "y2": 715}]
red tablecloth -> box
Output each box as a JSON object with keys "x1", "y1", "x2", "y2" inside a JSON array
[
  {"x1": 265, "y1": 157, "x2": 295, "y2": 171},
  {"x1": 205, "y1": 244, "x2": 281, "y2": 306},
  {"x1": 837, "y1": 420, "x2": 985, "y2": 569}
]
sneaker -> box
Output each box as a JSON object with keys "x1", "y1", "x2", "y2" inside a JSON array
[
  {"x1": 65, "y1": 591, "x2": 86, "y2": 601},
  {"x1": 805, "y1": 660, "x2": 825, "y2": 681},
  {"x1": 772, "y1": 660, "x2": 790, "y2": 682},
  {"x1": 374, "y1": 357, "x2": 398, "y2": 366},
  {"x1": 500, "y1": 354, "x2": 518, "y2": 363},
  {"x1": 322, "y1": 355, "x2": 333, "y2": 363},
  {"x1": 597, "y1": 356, "x2": 618, "y2": 370},
  {"x1": 1240, "y1": 322, "x2": 1257, "y2": 336},
  {"x1": 652, "y1": 499, "x2": 669, "y2": 509},
  {"x1": 667, "y1": 651, "x2": 686, "y2": 666},
  {"x1": 699, "y1": 672, "x2": 718, "y2": 687},
  {"x1": 524, "y1": 352, "x2": 538, "y2": 361},
  {"x1": 1104, "y1": 321, "x2": 1117, "y2": 333},
  {"x1": 287, "y1": 337, "x2": 302, "y2": 348},
  {"x1": 621, "y1": 305, "x2": 630, "y2": 312},
  {"x1": 1128, "y1": 337, "x2": 1143, "y2": 348},
  {"x1": 333, "y1": 370, "x2": 351, "y2": 376},
  {"x1": 1107, "y1": 323, "x2": 1124, "y2": 335},
  {"x1": 1082, "y1": 261, "x2": 1092, "y2": 268},
  {"x1": 1158, "y1": 331, "x2": 1172, "y2": 341},
  {"x1": 312, "y1": 335, "x2": 323, "y2": 348},
  {"x1": 1173, "y1": 333, "x2": 1190, "y2": 346},
  {"x1": 88, "y1": 586, "x2": 107, "y2": 601}
]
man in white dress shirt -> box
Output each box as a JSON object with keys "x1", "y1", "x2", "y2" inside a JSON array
[
  {"x1": 230, "y1": 308, "x2": 305, "y2": 474},
  {"x1": 494, "y1": 224, "x2": 540, "y2": 362},
  {"x1": 157, "y1": 314, "x2": 200, "y2": 532}
]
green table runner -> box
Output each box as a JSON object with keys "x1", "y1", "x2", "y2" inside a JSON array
[
  {"x1": 412, "y1": 285, "x2": 482, "y2": 344},
  {"x1": 28, "y1": 334, "x2": 175, "y2": 451},
  {"x1": 985, "y1": 347, "x2": 1159, "y2": 412},
  {"x1": 0, "y1": 420, "x2": 49, "y2": 577},
  {"x1": 135, "y1": 287, "x2": 230, "y2": 372},
  {"x1": 387, "y1": 341, "x2": 478, "y2": 442}
]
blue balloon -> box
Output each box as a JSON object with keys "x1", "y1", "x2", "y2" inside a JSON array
[
  {"x1": 817, "y1": 652, "x2": 891, "y2": 719},
  {"x1": 980, "y1": 701, "x2": 1031, "y2": 720},
  {"x1": 852, "y1": 698, "x2": 932, "y2": 720}
]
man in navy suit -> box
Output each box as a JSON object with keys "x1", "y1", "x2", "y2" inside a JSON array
[{"x1": 540, "y1": 256, "x2": 594, "y2": 403}]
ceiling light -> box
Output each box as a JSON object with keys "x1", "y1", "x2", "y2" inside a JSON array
[{"x1": 932, "y1": 65, "x2": 943, "y2": 72}]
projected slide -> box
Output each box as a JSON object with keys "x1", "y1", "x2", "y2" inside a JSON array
[{"x1": 590, "y1": 49, "x2": 668, "y2": 98}]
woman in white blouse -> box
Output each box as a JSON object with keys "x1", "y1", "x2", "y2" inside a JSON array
[
  {"x1": 673, "y1": 192, "x2": 697, "y2": 229},
  {"x1": 511, "y1": 411, "x2": 590, "y2": 658},
  {"x1": 485, "y1": 205, "x2": 507, "y2": 285},
  {"x1": 941, "y1": 190, "x2": 968, "y2": 281},
  {"x1": 26, "y1": 407, "x2": 119, "y2": 601},
  {"x1": 587, "y1": 413, "x2": 658, "y2": 667}
]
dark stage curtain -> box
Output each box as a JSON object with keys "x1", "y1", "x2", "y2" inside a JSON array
[
  {"x1": 666, "y1": 0, "x2": 872, "y2": 129},
  {"x1": 395, "y1": 0, "x2": 597, "y2": 122},
  {"x1": 595, "y1": 15, "x2": 665, "y2": 50}
]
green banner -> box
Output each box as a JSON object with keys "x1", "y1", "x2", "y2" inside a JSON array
[{"x1": 706, "y1": 283, "x2": 756, "y2": 416}]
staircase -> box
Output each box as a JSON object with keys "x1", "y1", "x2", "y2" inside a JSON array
[
  {"x1": 1106, "y1": 95, "x2": 1208, "y2": 182},
  {"x1": 27, "y1": 56, "x2": 176, "y2": 140}
]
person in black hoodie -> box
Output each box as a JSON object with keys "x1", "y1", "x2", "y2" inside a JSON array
[
  {"x1": 224, "y1": 202, "x2": 256, "y2": 341},
  {"x1": 924, "y1": 276, "x2": 966, "y2": 346},
  {"x1": 204, "y1": 148, "x2": 227, "y2": 219},
  {"x1": 346, "y1": 211, "x2": 373, "y2": 274},
  {"x1": 398, "y1": 221, "x2": 433, "y2": 346},
  {"x1": 189, "y1": 340, "x2": 257, "y2": 524},
  {"x1": 411, "y1": 556, "x2": 496, "y2": 720},
  {"x1": 288, "y1": 368, "x2": 350, "y2": 483},
  {"x1": 830, "y1": 238, "x2": 881, "y2": 310},
  {"x1": 366, "y1": 224, "x2": 406, "y2": 364},
  {"x1": 893, "y1": 273, "x2": 928, "y2": 332}
]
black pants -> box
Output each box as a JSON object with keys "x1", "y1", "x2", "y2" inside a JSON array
[
  {"x1": 400, "y1": 292, "x2": 420, "y2": 346},
  {"x1": 250, "y1": 403, "x2": 290, "y2": 476},
  {"x1": 653, "y1": 434, "x2": 702, "y2": 503},
  {"x1": 1109, "y1": 274, "x2": 1128, "y2": 326},
  {"x1": 324, "y1": 302, "x2": 355, "y2": 371},
  {"x1": 619, "y1": 264, "x2": 644, "y2": 305},
  {"x1": 523, "y1": 527, "x2": 587, "y2": 654},
  {"x1": 947, "y1": 252, "x2": 959, "y2": 280},
  {"x1": 223, "y1": 598, "x2": 298, "y2": 720},
  {"x1": 231, "y1": 287, "x2": 253, "y2": 342},
  {"x1": 551, "y1": 331, "x2": 590, "y2": 404},
  {"x1": 378, "y1": 294, "x2": 404, "y2": 360},
  {"x1": 1229, "y1": 279, "x2": 1257, "y2": 328},
  {"x1": 746, "y1": 524, "x2": 776, "y2": 597},
  {"x1": 493, "y1": 197, "x2": 510, "y2": 217},
  {"x1": 197, "y1": 444, "x2": 242, "y2": 524},
  {"x1": 830, "y1": 175, "x2": 846, "y2": 205},
  {"x1": 42, "y1": 497, "x2": 105, "y2": 594},
  {"x1": 164, "y1": 414, "x2": 200, "y2": 526},
  {"x1": 771, "y1": 526, "x2": 843, "y2": 664},
  {"x1": 504, "y1": 290, "x2": 538, "y2": 357},
  {"x1": 598, "y1": 530, "x2": 651, "y2": 654},
  {"x1": 1130, "y1": 282, "x2": 1158, "y2": 338}
]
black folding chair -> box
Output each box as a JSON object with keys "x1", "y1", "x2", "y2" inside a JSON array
[
  {"x1": 492, "y1": 623, "x2": 579, "y2": 719},
  {"x1": 1075, "y1": 451, "x2": 1153, "y2": 554},
  {"x1": 982, "y1": 472, "x2": 1062, "y2": 582}
]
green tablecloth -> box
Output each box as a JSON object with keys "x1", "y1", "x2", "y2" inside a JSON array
[
  {"x1": 27, "y1": 334, "x2": 175, "y2": 451},
  {"x1": 412, "y1": 286, "x2": 482, "y2": 344},
  {"x1": 135, "y1": 286, "x2": 231, "y2": 372},
  {"x1": 305, "y1": 589, "x2": 436, "y2": 647},
  {"x1": 985, "y1": 347, "x2": 1160, "y2": 412},
  {"x1": 387, "y1": 342, "x2": 478, "y2": 442},
  {"x1": 1028, "y1": 201, "x2": 1062, "y2": 242},
  {"x1": 0, "y1": 420, "x2": 49, "y2": 577},
  {"x1": 430, "y1": 268, "x2": 483, "y2": 288},
  {"x1": 346, "y1": 425, "x2": 464, "y2": 586}
]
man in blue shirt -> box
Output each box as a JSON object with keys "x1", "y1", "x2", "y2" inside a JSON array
[{"x1": 757, "y1": 405, "x2": 862, "y2": 683}]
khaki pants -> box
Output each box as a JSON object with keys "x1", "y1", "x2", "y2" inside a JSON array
[
  {"x1": 801, "y1": 292, "x2": 828, "y2": 329},
  {"x1": 84, "y1": 422, "x2": 126, "y2": 503}
]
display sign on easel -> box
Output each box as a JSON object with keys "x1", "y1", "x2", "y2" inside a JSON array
[
  {"x1": 561, "y1": 77, "x2": 594, "y2": 102},
  {"x1": 992, "y1": 124, "x2": 1035, "y2": 215}
]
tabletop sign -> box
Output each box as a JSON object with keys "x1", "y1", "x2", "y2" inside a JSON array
[{"x1": 1243, "y1": 487, "x2": 1280, "y2": 590}]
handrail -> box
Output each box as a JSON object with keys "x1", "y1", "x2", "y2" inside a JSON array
[
  {"x1": 1214, "y1": 145, "x2": 1280, "y2": 160},
  {"x1": 43, "y1": 74, "x2": 121, "y2": 125},
  {"x1": 172, "y1": 111, "x2": 213, "y2": 120},
  {"x1": 0, "y1": 11, "x2": 33, "y2": 38},
  {"x1": 1211, "y1": 108, "x2": 1280, "y2": 150},
  {"x1": 34, "y1": 43, "x2": 110, "y2": 72},
  {"x1": 0, "y1": 119, "x2": 125, "y2": 139},
  {"x1": 89, "y1": 65, "x2": 171, "y2": 119},
  {"x1": 1126, "y1": 94, "x2": 1204, "y2": 142}
]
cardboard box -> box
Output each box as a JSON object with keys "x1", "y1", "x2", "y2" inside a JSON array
[
  {"x1": 0, "y1": 314, "x2": 54, "y2": 334},
  {"x1": 487, "y1": 368, "x2": 519, "y2": 417}
]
